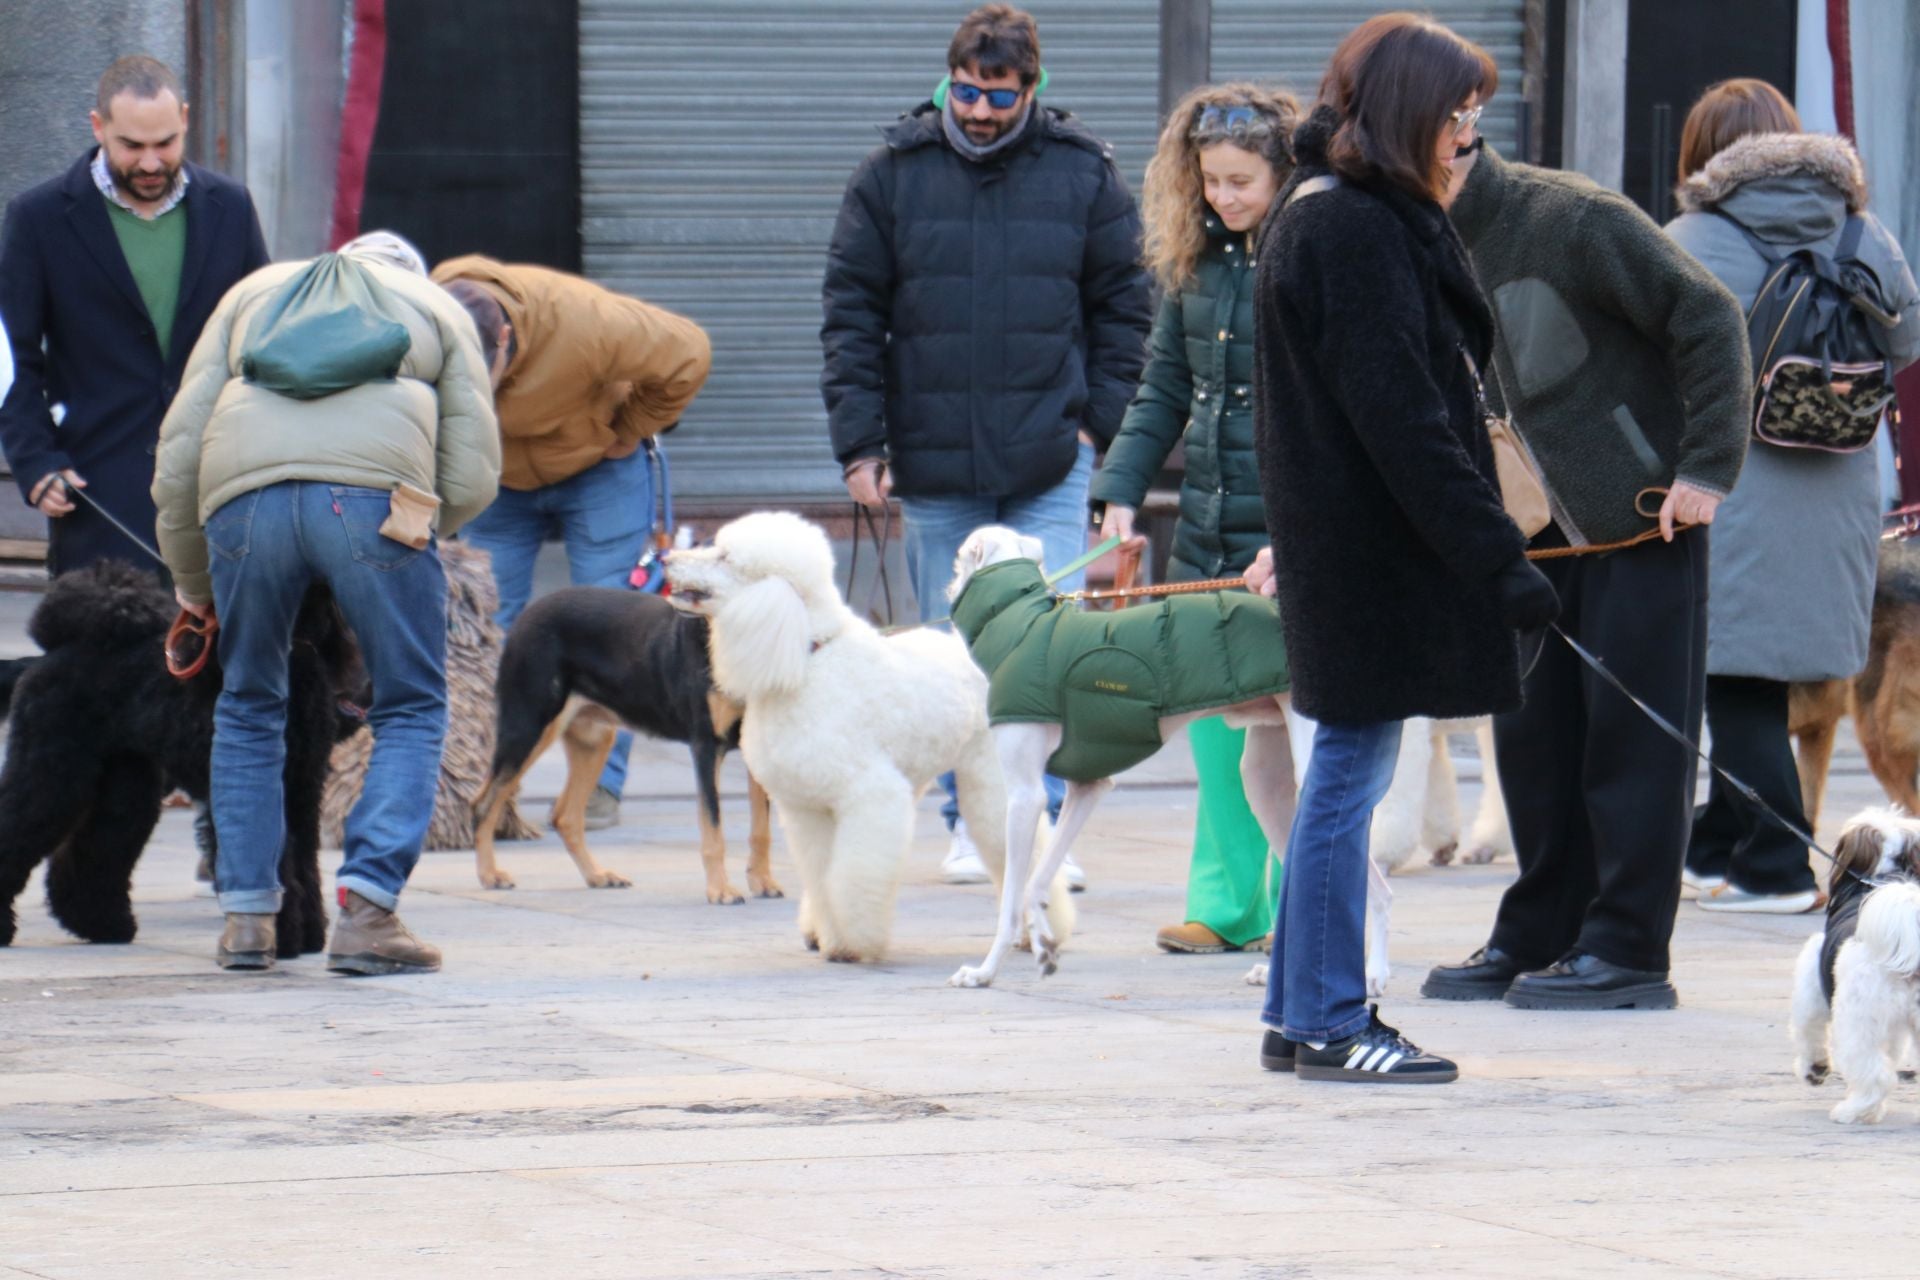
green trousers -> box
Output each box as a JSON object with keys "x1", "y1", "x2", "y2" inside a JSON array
[{"x1": 1182, "y1": 715, "x2": 1277, "y2": 945}]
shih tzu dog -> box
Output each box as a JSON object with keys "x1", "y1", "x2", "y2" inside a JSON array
[{"x1": 1789, "y1": 808, "x2": 1920, "y2": 1124}]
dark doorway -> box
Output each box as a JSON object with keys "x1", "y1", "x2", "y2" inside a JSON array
[
  {"x1": 1623, "y1": 0, "x2": 1797, "y2": 220},
  {"x1": 359, "y1": 0, "x2": 581, "y2": 270}
]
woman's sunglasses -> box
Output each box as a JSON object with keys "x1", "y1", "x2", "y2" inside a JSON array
[
  {"x1": 1448, "y1": 104, "x2": 1485, "y2": 139},
  {"x1": 951, "y1": 82, "x2": 1024, "y2": 110}
]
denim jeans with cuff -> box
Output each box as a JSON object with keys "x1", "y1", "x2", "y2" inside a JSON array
[{"x1": 207, "y1": 481, "x2": 448, "y2": 914}]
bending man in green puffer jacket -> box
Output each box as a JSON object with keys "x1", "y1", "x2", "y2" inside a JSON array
[
  {"x1": 1089, "y1": 84, "x2": 1299, "y2": 956},
  {"x1": 152, "y1": 231, "x2": 501, "y2": 977}
]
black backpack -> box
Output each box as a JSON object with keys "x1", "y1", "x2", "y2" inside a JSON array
[{"x1": 1717, "y1": 211, "x2": 1900, "y2": 453}]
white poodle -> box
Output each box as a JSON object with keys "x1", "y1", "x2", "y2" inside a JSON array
[
  {"x1": 1788, "y1": 808, "x2": 1920, "y2": 1124},
  {"x1": 664, "y1": 511, "x2": 1071, "y2": 964}
]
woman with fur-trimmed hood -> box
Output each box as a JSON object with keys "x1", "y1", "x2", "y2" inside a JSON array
[{"x1": 1667, "y1": 79, "x2": 1920, "y2": 913}]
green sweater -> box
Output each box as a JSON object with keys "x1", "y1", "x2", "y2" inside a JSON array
[
  {"x1": 950, "y1": 559, "x2": 1288, "y2": 782},
  {"x1": 1448, "y1": 147, "x2": 1751, "y2": 546},
  {"x1": 105, "y1": 199, "x2": 187, "y2": 358}
]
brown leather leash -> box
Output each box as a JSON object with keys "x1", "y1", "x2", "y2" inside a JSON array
[{"x1": 1524, "y1": 488, "x2": 1697, "y2": 560}]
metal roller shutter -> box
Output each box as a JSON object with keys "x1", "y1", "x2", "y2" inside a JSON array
[
  {"x1": 580, "y1": 0, "x2": 1159, "y2": 506},
  {"x1": 1209, "y1": 2, "x2": 1529, "y2": 159}
]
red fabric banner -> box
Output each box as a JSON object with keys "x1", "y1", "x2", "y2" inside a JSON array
[{"x1": 327, "y1": 0, "x2": 388, "y2": 250}]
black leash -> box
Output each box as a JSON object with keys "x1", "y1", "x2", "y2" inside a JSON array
[
  {"x1": 61, "y1": 482, "x2": 169, "y2": 568},
  {"x1": 1546, "y1": 623, "x2": 1876, "y2": 889},
  {"x1": 844, "y1": 501, "x2": 895, "y2": 628}
]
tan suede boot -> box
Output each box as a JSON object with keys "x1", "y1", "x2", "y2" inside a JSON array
[
  {"x1": 325, "y1": 890, "x2": 442, "y2": 975},
  {"x1": 1154, "y1": 921, "x2": 1237, "y2": 954},
  {"x1": 217, "y1": 913, "x2": 277, "y2": 970}
]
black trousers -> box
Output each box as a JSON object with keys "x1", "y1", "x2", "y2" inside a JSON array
[
  {"x1": 1488, "y1": 528, "x2": 1708, "y2": 973},
  {"x1": 1686, "y1": 675, "x2": 1816, "y2": 895}
]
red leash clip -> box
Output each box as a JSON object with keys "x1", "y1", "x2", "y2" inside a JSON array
[{"x1": 165, "y1": 607, "x2": 219, "y2": 680}]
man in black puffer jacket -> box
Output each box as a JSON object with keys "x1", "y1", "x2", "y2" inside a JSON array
[{"x1": 821, "y1": 3, "x2": 1151, "y2": 879}]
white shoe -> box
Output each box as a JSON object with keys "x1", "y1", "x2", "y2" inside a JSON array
[
  {"x1": 942, "y1": 823, "x2": 991, "y2": 884},
  {"x1": 1698, "y1": 884, "x2": 1824, "y2": 915},
  {"x1": 1061, "y1": 851, "x2": 1086, "y2": 893},
  {"x1": 1680, "y1": 867, "x2": 1727, "y2": 897}
]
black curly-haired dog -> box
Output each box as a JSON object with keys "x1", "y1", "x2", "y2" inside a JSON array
[{"x1": 0, "y1": 561, "x2": 359, "y2": 957}]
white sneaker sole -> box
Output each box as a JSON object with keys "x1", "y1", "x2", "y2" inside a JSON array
[{"x1": 1698, "y1": 890, "x2": 1820, "y2": 915}]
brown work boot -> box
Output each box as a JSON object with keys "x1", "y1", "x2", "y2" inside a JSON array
[
  {"x1": 1155, "y1": 921, "x2": 1237, "y2": 954},
  {"x1": 217, "y1": 913, "x2": 276, "y2": 970},
  {"x1": 326, "y1": 890, "x2": 441, "y2": 975}
]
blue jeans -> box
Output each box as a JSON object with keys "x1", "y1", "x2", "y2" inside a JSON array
[
  {"x1": 900, "y1": 442, "x2": 1094, "y2": 829},
  {"x1": 207, "y1": 482, "x2": 449, "y2": 914},
  {"x1": 1262, "y1": 719, "x2": 1403, "y2": 1043},
  {"x1": 461, "y1": 450, "x2": 653, "y2": 794}
]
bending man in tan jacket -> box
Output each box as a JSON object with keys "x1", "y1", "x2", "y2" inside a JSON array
[
  {"x1": 433, "y1": 255, "x2": 712, "y2": 828},
  {"x1": 154, "y1": 230, "x2": 501, "y2": 974}
]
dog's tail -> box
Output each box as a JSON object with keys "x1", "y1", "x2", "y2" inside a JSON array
[
  {"x1": 0, "y1": 655, "x2": 38, "y2": 719},
  {"x1": 1857, "y1": 881, "x2": 1920, "y2": 973}
]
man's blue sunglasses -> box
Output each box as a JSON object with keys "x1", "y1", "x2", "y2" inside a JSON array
[{"x1": 951, "y1": 81, "x2": 1024, "y2": 110}]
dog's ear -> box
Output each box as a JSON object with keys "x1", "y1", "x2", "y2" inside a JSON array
[
  {"x1": 1832, "y1": 814, "x2": 1892, "y2": 892},
  {"x1": 948, "y1": 531, "x2": 992, "y2": 602},
  {"x1": 708, "y1": 576, "x2": 811, "y2": 700},
  {"x1": 1018, "y1": 533, "x2": 1045, "y2": 566}
]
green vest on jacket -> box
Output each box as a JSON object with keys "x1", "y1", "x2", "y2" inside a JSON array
[
  {"x1": 950, "y1": 559, "x2": 1289, "y2": 782},
  {"x1": 1090, "y1": 214, "x2": 1265, "y2": 580}
]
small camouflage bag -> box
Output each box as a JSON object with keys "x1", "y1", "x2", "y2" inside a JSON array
[{"x1": 1719, "y1": 212, "x2": 1900, "y2": 453}]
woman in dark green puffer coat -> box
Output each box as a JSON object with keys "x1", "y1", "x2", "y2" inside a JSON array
[{"x1": 1090, "y1": 83, "x2": 1299, "y2": 955}]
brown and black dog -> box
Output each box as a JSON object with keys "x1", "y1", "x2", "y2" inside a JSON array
[
  {"x1": 473, "y1": 587, "x2": 779, "y2": 902},
  {"x1": 1792, "y1": 538, "x2": 1920, "y2": 826}
]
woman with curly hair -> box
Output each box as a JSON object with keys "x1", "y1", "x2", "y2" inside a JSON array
[{"x1": 1088, "y1": 83, "x2": 1300, "y2": 958}]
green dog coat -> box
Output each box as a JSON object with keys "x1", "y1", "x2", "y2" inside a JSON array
[{"x1": 949, "y1": 559, "x2": 1289, "y2": 783}]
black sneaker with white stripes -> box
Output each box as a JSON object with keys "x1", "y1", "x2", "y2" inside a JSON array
[
  {"x1": 1294, "y1": 1005, "x2": 1458, "y2": 1084},
  {"x1": 1259, "y1": 1029, "x2": 1296, "y2": 1072}
]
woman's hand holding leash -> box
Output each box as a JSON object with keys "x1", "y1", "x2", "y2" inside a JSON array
[
  {"x1": 1245, "y1": 546, "x2": 1277, "y2": 598},
  {"x1": 1658, "y1": 481, "x2": 1722, "y2": 542},
  {"x1": 1099, "y1": 503, "x2": 1136, "y2": 544}
]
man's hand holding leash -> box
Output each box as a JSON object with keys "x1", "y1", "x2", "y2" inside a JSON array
[
  {"x1": 843, "y1": 457, "x2": 892, "y2": 510},
  {"x1": 1658, "y1": 480, "x2": 1722, "y2": 542},
  {"x1": 29, "y1": 469, "x2": 86, "y2": 518}
]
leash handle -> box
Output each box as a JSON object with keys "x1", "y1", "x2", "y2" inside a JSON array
[{"x1": 165, "y1": 606, "x2": 219, "y2": 681}]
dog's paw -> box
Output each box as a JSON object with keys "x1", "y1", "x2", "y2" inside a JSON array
[
  {"x1": 1900, "y1": 1069, "x2": 1917, "y2": 1083},
  {"x1": 1831, "y1": 1096, "x2": 1886, "y2": 1125},
  {"x1": 747, "y1": 872, "x2": 785, "y2": 899},
  {"x1": 1244, "y1": 962, "x2": 1269, "y2": 986},
  {"x1": 706, "y1": 882, "x2": 746, "y2": 906},
  {"x1": 585, "y1": 869, "x2": 632, "y2": 889},
  {"x1": 826, "y1": 948, "x2": 862, "y2": 964},
  {"x1": 950, "y1": 964, "x2": 994, "y2": 988},
  {"x1": 1428, "y1": 840, "x2": 1458, "y2": 867},
  {"x1": 477, "y1": 869, "x2": 516, "y2": 890},
  {"x1": 1461, "y1": 844, "x2": 1503, "y2": 866},
  {"x1": 803, "y1": 932, "x2": 820, "y2": 952},
  {"x1": 1800, "y1": 1059, "x2": 1831, "y2": 1085}
]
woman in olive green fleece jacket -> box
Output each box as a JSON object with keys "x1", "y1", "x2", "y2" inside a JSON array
[{"x1": 1089, "y1": 84, "x2": 1298, "y2": 954}]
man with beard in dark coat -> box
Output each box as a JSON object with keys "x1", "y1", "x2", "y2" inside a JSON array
[
  {"x1": 0, "y1": 56, "x2": 268, "y2": 578},
  {"x1": 820, "y1": 3, "x2": 1151, "y2": 885}
]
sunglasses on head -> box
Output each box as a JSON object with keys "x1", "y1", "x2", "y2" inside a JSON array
[
  {"x1": 1192, "y1": 104, "x2": 1274, "y2": 137},
  {"x1": 951, "y1": 81, "x2": 1024, "y2": 110}
]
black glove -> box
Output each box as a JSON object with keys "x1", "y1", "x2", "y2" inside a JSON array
[{"x1": 1489, "y1": 557, "x2": 1559, "y2": 632}]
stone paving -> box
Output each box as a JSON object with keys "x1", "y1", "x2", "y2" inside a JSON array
[{"x1": 1, "y1": 703, "x2": 1916, "y2": 1279}]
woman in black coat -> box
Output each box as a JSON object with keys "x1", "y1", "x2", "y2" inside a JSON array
[{"x1": 1249, "y1": 14, "x2": 1556, "y2": 1084}]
